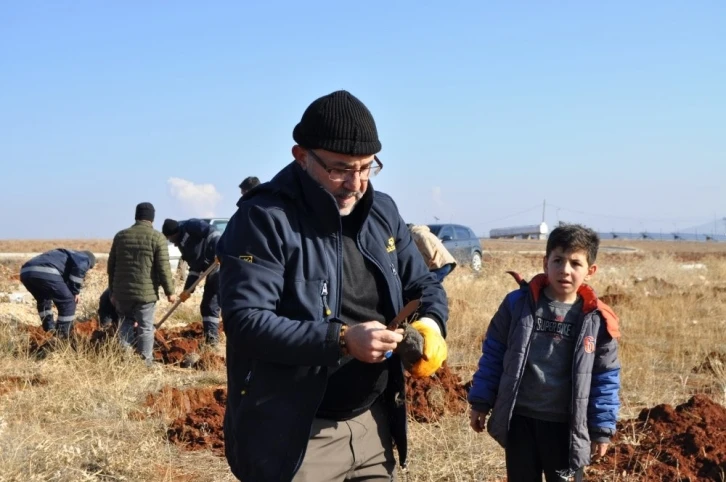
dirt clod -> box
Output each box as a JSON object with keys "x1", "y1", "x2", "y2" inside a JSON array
[
  {"x1": 153, "y1": 322, "x2": 225, "y2": 370},
  {"x1": 144, "y1": 386, "x2": 227, "y2": 455},
  {"x1": 589, "y1": 395, "x2": 726, "y2": 481},
  {"x1": 405, "y1": 362, "x2": 468, "y2": 423}
]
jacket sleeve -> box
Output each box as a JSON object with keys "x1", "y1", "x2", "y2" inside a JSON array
[
  {"x1": 107, "y1": 236, "x2": 117, "y2": 294},
  {"x1": 182, "y1": 218, "x2": 210, "y2": 238},
  {"x1": 217, "y1": 204, "x2": 343, "y2": 367},
  {"x1": 392, "y1": 212, "x2": 448, "y2": 335},
  {"x1": 65, "y1": 251, "x2": 92, "y2": 295},
  {"x1": 587, "y1": 319, "x2": 621, "y2": 439},
  {"x1": 181, "y1": 220, "x2": 215, "y2": 292},
  {"x1": 468, "y1": 295, "x2": 514, "y2": 410},
  {"x1": 154, "y1": 233, "x2": 175, "y2": 296}
]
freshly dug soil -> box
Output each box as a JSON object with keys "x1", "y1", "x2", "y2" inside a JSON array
[{"x1": 588, "y1": 395, "x2": 726, "y2": 481}]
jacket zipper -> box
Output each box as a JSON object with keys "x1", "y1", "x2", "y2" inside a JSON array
[
  {"x1": 321, "y1": 281, "x2": 332, "y2": 317},
  {"x1": 241, "y1": 367, "x2": 254, "y2": 396}
]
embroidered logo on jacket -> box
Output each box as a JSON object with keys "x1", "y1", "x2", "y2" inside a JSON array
[
  {"x1": 239, "y1": 255, "x2": 253, "y2": 263},
  {"x1": 386, "y1": 237, "x2": 396, "y2": 253},
  {"x1": 584, "y1": 335, "x2": 596, "y2": 353}
]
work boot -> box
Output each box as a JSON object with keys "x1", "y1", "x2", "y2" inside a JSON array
[{"x1": 55, "y1": 322, "x2": 73, "y2": 340}]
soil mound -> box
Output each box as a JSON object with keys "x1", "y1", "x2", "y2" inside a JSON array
[
  {"x1": 144, "y1": 386, "x2": 226, "y2": 455},
  {"x1": 153, "y1": 322, "x2": 225, "y2": 370},
  {"x1": 405, "y1": 362, "x2": 468, "y2": 423},
  {"x1": 589, "y1": 395, "x2": 726, "y2": 481}
]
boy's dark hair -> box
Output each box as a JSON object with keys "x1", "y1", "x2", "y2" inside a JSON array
[
  {"x1": 239, "y1": 176, "x2": 260, "y2": 192},
  {"x1": 546, "y1": 223, "x2": 600, "y2": 265}
]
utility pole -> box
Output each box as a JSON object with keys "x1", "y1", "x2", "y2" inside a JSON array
[{"x1": 542, "y1": 199, "x2": 546, "y2": 224}]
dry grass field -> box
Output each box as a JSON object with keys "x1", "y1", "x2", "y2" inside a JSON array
[{"x1": 0, "y1": 239, "x2": 724, "y2": 481}]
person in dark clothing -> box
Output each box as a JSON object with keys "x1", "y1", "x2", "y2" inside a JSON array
[
  {"x1": 162, "y1": 218, "x2": 221, "y2": 344},
  {"x1": 19, "y1": 249, "x2": 97, "y2": 338},
  {"x1": 218, "y1": 90, "x2": 449, "y2": 482},
  {"x1": 239, "y1": 176, "x2": 260, "y2": 196},
  {"x1": 98, "y1": 288, "x2": 119, "y2": 329},
  {"x1": 108, "y1": 202, "x2": 175, "y2": 364}
]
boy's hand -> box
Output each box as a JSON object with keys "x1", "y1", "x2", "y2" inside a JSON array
[
  {"x1": 591, "y1": 442, "x2": 609, "y2": 460},
  {"x1": 469, "y1": 408, "x2": 489, "y2": 433}
]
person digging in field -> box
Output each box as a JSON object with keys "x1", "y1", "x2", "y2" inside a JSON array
[
  {"x1": 98, "y1": 288, "x2": 120, "y2": 329},
  {"x1": 19, "y1": 249, "x2": 97, "y2": 338},
  {"x1": 407, "y1": 223, "x2": 457, "y2": 282},
  {"x1": 468, "y1": 223, "x2": 621, "y2": 482},
  {"x1": 162, "y1": 218, "x2": 222, "y2": 345},
  {"x1": 107, "y1": 202, "x2": 175, "y2": 366},
  {"x1": 239, "y1": 175, "x2": 260, "y2": 196},
  {"x1": 217, "y1": 90, "x2": 449, "y2": 482}
]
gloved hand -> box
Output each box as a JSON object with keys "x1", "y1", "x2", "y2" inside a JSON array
[
  {"x1": 179, "y1": 291, "x2": 191, "y2": 302},
  {"x1": 408, "y1": 317, "x2": 447, "y2": 378}
]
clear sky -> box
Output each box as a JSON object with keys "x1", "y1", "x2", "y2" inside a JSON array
[{"x1": 1, "y1": 1, "x2": 724, "y2": 239}]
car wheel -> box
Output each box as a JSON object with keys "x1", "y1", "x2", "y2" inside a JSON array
[{"x1": 471, "y1": 251, "x2": 482, "y2": 272}]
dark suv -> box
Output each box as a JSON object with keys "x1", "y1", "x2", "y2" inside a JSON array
[{"x1": 427, "y1": 223, "x2": 483, "y2": 272}]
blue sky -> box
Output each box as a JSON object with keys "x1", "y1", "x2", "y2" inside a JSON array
[{"x1": 1, "y1": 1, "x2": 724, "y2": 239}]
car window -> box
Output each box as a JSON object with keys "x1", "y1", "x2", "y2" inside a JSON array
[
  {"x1": 455, "y1": 226, "x2": 470, "y2": 240},
  {"x1": 212, "y1": 221, "x2": 228, "y2": 233},
  {"x1": 468, "y1": 228, "x2": 477, "y2": 239},
  {"x1": 428, "y1": 225, "x2": 442, "y2": 236},
  {"x1": 438, "y1": 225, "x2": 454, "y2": 240}
]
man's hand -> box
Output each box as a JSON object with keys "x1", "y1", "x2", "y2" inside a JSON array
[
  {"x1": 74, "y1": 294, "x2": 80, "y2": 304},
  {"x1": 179, "y1": 291, "x2": 191, "y2": 302},
  {"x1": 344, "y1": 321, "x2": 403, "y2": 364},
  {"x1": 591, "y1": 442, "x2": 609, "y2": 460},
  {"x1": 469, "y1": 408, "x2": 489, "y2": 433},
  {"x1": 167, "y1": 294, "x2": 176, "y2": 303}
]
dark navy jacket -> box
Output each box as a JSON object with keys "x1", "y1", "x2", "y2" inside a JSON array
[
  {"x1": 20, "y1": 249, "x2": 94, "y2": 296},
  {"x1": 174, "y1": 219, "x2": 221, "y2": 291},
  {"x1": 217, "y1": 161, "x2": 448, "y2": 482}
]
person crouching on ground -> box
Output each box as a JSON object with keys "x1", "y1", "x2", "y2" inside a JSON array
[{"x1": 20, "y1": 249, "x2": 96, "y2": 338}]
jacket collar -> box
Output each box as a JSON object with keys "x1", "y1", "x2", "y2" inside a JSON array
[
  {"x1": 526, "y1": 273, "x2": 620, "y2": 339},
  {"x1": 239, "y1": 161, "x2": 376, "y2": 232}
]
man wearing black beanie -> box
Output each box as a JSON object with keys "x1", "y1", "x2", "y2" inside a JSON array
[
  {"x1": 218, "y1": 91, "x2": 449, "y2": 481},
  {"x1": 162, "y1": 217, "x2": 222, "y2": 345},
  {"x1": 107, "y1": 202, "x2": 175, "y2": 366}
]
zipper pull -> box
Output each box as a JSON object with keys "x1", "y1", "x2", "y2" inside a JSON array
[
  {"x1": 242, "y1": 369, "x2": 253, "y2": 395},
  {"x1": 391, "y1": 264, "x2": 398, "y2": 277},
  {"x1": 321, "y1": 281, "x2": 332, "y2": 317}
]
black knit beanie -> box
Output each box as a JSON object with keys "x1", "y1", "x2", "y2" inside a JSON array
[
  {"x1": 162, "y1": 219, "x2": 180, "y2": 237},
  {"x1": 293, "y1": 90, "x2": 382, "y2": 156},
  {"x1": 82, "y1": 251, "x2": 97, "y2": 268},
  {"x1": 135, "y1": 202, "x2": 155, "y2": 222}
]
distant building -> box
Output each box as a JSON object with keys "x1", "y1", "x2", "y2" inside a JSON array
[{"x1": 490, "y1": 222, "x2": 548, "y2": 240}]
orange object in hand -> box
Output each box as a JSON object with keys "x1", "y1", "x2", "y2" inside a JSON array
[{"x1": 408, "y1": 318, "x2": 447, "y2": 378}]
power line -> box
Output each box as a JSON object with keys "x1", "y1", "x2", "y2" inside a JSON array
[
  {"x1": 475, "y1": 204, "x2": 542, "y2": 227},
  {"x1": 548, "y1": 204, "x2": 708, "y2": 224}
]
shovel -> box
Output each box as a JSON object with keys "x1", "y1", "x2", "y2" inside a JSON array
[{"x1": 155, "y1": 259, "x2": 220, "y2": 330}]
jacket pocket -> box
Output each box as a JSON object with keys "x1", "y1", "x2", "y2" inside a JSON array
[{"x1": 280, "y1": 279, "x2": 327, "y2": 321}]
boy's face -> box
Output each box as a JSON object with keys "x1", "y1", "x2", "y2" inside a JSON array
[{"x1": 543, "y1": 247, "x2": 597, "y2": 303}]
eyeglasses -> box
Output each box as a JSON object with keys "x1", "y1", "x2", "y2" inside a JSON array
[{"x1": 307, "y1": 149, "x2": 383, "y2": 182}]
